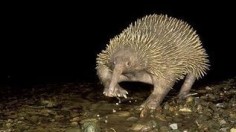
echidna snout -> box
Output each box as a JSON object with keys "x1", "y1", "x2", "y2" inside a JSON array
[{"x1": 104, "y1": 49, "x2": 144, "y2": 97}]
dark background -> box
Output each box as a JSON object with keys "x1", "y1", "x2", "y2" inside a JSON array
[{"x1": 1, "y1": 1, "x2": 235, "y2": 86}]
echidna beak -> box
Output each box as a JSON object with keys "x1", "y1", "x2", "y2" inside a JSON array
[{"x1": 108, "y1": 64, "x2": 124, "y2": 93}]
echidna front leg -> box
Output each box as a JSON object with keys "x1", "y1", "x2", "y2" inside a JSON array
[
  {"x1": 178, "y1": 74, "x2": 196, "y2": 99},
  {"x1": 97, "y1": 65, "x2": 128, "y2": 98},
  {"x1": 140, "y1": 75, "x2": 175, "y2": 117},
  {"x1": 97, "y1": 65, "x2": 112, "y2": 88}
]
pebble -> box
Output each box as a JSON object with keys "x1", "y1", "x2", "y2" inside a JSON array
[
  {"x1": 179, "y1": 107, "x2": 192, "y2": 112},
  {"x1": 220, "y1": 127, "x2": 229, "y2": 132},
  {"x1": 115, "y1": 111, "x2": 130, "y2": 117},
  {"x1": 169, "y1": 123, "x2": 178, "y2": 130},
  {"x1": 231, "y1": 128, "x2": 236, "y2": 132},
  {"x1": 71, "y1": 121, "x2": 78, "y2": 126},
  {"x1": 6, "y1": 122, "x2": 11, "y2": 128},
  {"x1": 216, "y1": 103, "x2": 227, "y2": 108},
  {"x1": 70, "y1": 117, "x2": 80, "y2": 122},
  {"x1": 130, "y1": 124, "x2": 146, "y2": 131},
  {"x1": 219, "y1": 119, "x2": 227, "y2": 125},
  {"x1": 126, "y1": 116, "x2": 138, "y2": 122},
  {"x1": 65, "y1": 127, "x2": 81, "y2": 132},
  {"x1": 205, "y1": 86, "x2": 212, "y2": 90},
  {"x1": 159, "y1": 126, "x2": 169, "y2": 132}
]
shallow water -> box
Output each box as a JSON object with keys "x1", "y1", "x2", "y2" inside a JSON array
[{"x1": 0, "y1": 78, "x2": 236, "y2": 131}]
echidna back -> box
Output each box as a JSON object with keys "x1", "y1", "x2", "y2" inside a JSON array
[{"x1": 98, "y1": 14, "x2": 210, "y2": 80}]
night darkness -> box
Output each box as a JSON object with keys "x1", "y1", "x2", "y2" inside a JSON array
[{"x1": 1, "y1": 1, "x2": 235, "y2": 87}]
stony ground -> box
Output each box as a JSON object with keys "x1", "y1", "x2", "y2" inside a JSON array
[{"x1": 0, "y1": 77, "x2": 236, "y2": 132}]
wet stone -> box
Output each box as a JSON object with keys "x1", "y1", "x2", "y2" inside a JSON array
[
  {"x1": 65, "y1": 127, "x2": 81, "y2": 132},
  {"x1": 169, "y1": 123, "x2": 178, "y2": 130},
  {"x1": 28, "y1": 115, "x2": 39, "y2": 124},
  {"x1": 113, "y1": 111, "x2": 130, "y2": 117},
  {"x1": 155, "y1": 113, "x2": 167, "y2": 121},
  {"x1": 186, "y1": 96, "x2": 194, "y2": 104},
  {"x1": 130, "y1": 120, "x2": 157, "y2": 132},
  {"x1": 205, "y1": 86, "x2": 213, "y2": 91},
  {"x1": 130, "y1": 123, "x2": 144, "y2": 131},
  {"x1": 71, "y1": 121, "x2": 79, "y2": 126},
  {"x1": 230, "y1": 128, "x2": 236, "y2": 132},
  {"x1": 229, "y1": 113, "x2": 236, "y2": 119},
  {"x1": 70, "y1": 117, "x2": 80, "y2": 122},
  {"x1": 228, "y1": 117, "x2": 236, "y2": 124},
  {"x1": 219, "y1": 119, "x2": 227, "y2": 125},
  {"x1": 220, "y1": 127, "x2": 229, "y2": 132},
  {"x1": 197, "y1": 114, "x2": 211, "y2": 121},
  {"x1": 159, "y1": 126, "x2": 170, "y2": 132},
  {"x1": 172, "y1": 116, "x2": 184, "y2": 122},
  {"x1": 206, "y1": 93, "x2": 216, "y2": 100},
  {"x1": 5, "y1": 122, "x2": 11, "y2": 128},
  {"x1": 179, "y1": 107, "x2": 192, "y2": 112},
  {"x1": 216, "y1": 103, "x2": 227, "y2": 108},
  {"x1": 126, "y1": 116, "x2": 138, "y2": 122},
  {"x1": 171, "y1": 130, "x2": 181, "y2": 132},
  {"x1": 80, "y1": 118, "x2": 100, "y2": 132}
]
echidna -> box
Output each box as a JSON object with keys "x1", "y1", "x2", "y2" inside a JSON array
[{"x1": 96, "y1": 14, "x2": 209, "y2": 117}]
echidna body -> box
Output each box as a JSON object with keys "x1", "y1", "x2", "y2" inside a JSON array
[{"x1": 96, "y1": 14, "x2": 209, "y2": 117}]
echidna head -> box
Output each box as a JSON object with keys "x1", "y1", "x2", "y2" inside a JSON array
[
  {"x1": 108, "y1": 48, "x2": 143, "y2": 90},
  {"x1": 110, "y1": 48, "x2": 144, "y2": 73}
]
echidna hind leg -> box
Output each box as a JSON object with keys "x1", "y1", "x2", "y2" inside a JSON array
[
  {"x1": 140, "y1": 75, "x2": 175, "y2": 117},
  {"x1": 178, "y1": 74, "x2": 196, "y2": 99}
]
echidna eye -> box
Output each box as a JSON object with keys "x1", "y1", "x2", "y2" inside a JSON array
[{"x1": 126, "y1": 61, "x2": 131, "y2": 67}]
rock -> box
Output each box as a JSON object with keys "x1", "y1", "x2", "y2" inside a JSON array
[
  {"x1": 29, "y1": 115, "x2": 39, "y2": 124},
  {"x1": 205, "y1": 86, "x2": 213, "y2": 90},
  {"x1": 71, "y1": 121, "x2": 78, "y2": 126},
  {"x1": 70, "y1": 117, "x2": 80, "y2": 122},
  {"x1": 130, "y1": 120, "x2": 157, "y2": 131},
  {"x1": 66, "y1": 127, "x2": 81, "y2": 132},
  {"x1": 219, "y1": 119, "x2": 227, "y2": 125},
  {"x1": 179, "y1": 107, "x2": 192, "y2": 112},
  {"x1": 114, "y1": 111, "x2": 130, "y2": 117},
  {"x1": 159, "y1": 126, "x2": 170, "y2": 132},
  {"x1": 216, "y1": 103, "x2": 227, "y2": 108},
  {"x1": 220, "y1": 127, "x2": 228, "y2": 132},
  {"x1": 126, "y1": 116, "x2": 138, "y2": 122},
  {"x1": 80, "y1": 118, "x2": 100, "y2": 132},
  {"x1": 230, "y1": 128, "x2": 236, "y2": 132},
  {"x1": 130, "y1": 124, "x2": 146, "y2": 131},
  {"x1": 5, "y1": 122, "x2": 11, "y2": 128},
  {"x1": 169, "y1": 123, "x2": 178, "y2": 130}
]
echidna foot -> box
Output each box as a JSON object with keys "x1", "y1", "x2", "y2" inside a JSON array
[
  {"x1": 138, "y1": 93, "x2": 163, "y2": 117},
  {"x1": 178, "y1": 92, "x2": 198, "y2": 100},
  {"x1": 139, "y1": 104, "x2": 162, "y2": 118},
  {"x1": 103, "y1": 86, "x2": 128, "y2": 98},
  {"x1": 178, "y1": 91, "x2": 189, "y2": 99}
]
